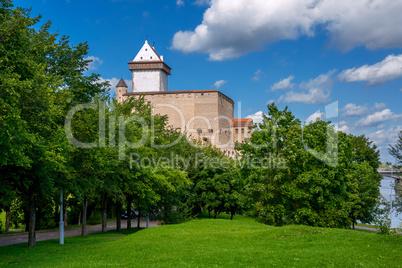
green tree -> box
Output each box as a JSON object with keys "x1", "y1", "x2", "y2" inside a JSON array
[
  {"x1": 389, "y1": 130, "x2": 402, "y2": 165},
  {"x1": 389, "y1": 130, "x2": 402, "y2": 215},
  {"x1": 0, "y1": 0, "x2": 108, "y2": 246},
  {"x1": 239, "y1": 103, "x2": 382, "y2": 228},
  {"x1": 238, "y1": 103, "x2": 300, "y2": 226},
  {"x1": 347, "y1": 135, "x2": 382, "y2": 228}
]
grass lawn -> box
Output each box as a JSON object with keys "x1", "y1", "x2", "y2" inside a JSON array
[{"x1": 0, "y1": 215, "x2": 401, "y2": 267}]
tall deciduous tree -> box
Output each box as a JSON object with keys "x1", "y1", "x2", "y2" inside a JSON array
[
  {"x1": 389, "y1": 130, "x2": 402, "y2": 215},
  {"x1": 0, "y1": 0, "x2": 108, "y2": 246}
]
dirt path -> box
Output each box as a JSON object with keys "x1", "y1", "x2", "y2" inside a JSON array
[{"x1": 0, "y1": 218, "x2": 159, "y2": 247}]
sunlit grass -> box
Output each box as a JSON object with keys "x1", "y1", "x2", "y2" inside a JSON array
[{"x1": 0, "y1": 216, "x2": 401, "y2": 267}]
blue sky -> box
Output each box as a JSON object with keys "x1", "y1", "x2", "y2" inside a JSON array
[{"x1": 15, "y1": 0, "x2": 402, "y2": 162}]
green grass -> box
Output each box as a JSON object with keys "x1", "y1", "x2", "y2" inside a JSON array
[{"x1": 0, "y1": 216, "x2": 401, "y2": 267}]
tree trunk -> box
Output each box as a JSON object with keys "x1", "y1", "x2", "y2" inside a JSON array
[
  {"x1": 24, "y1": 205, "x2": 29, "y2": 232},
  {"x1": 353, "y1": 221, "x2": 355, "y2": 230},
  {"x1": 28, "y1": 190, "x2": 36, "y2": 247},
  {"x1": 82, "y1": 196, "x2": 88, "y2": 237},
  {"x1": 5, "y1": 207, "x2": 10, "y2": 233},
  {"x1": 137, "y1": 207, "x2": 141, "y2": 228},
  {"x1": 102, "y1": 196, "x2": 107, "y2": 233},
  {"x1": 116, "y1": 203, "x2": 121, "y2": 232},
  {"x1": 208, "y1": 209, "x2": 211, "y2": 219},
  {"x1": 78, "y1": 211, "x2": 81, "y2": 226},
  {"x1": 230, "y1": 209, "x2": 234, "y2": 220},
  {"x1": 127, "y1": 198, "x2": 132, "y2": 229}
]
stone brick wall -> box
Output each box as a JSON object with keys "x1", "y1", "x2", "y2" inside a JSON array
[{"x1": 121, "y1": 90, "x2": 236, "y2": 155}]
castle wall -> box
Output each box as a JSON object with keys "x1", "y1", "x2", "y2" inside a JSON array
[
  {"x1": 124, "y1": 91, "x2": 235, "y2": 154},
  {"x1": 217, "y1": 93, "x2": 235, "y2": 149}
]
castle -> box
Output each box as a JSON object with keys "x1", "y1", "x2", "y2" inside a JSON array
[{"x1": 116, "y1": 40, "x2": 253, "y2": 156}]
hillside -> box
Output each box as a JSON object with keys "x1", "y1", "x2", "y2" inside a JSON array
[{"x1": 0, "y1": 216, "x2": 401, "y2": 267}]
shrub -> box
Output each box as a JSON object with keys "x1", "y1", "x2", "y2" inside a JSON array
[
  {"x1": 87, "y1": 211, "x2": 102, "y2": 225},
  {"x1": 375, "y1": 214, "x2": 391, "y2": 235}
]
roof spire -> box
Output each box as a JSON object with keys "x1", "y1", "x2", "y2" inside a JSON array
[{"x1": 116, "y1": 77, "x2": 128, "y2": 88}]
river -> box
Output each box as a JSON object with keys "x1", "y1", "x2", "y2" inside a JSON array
[{"x1": 380, "y1": 176, "x2": 401, "y2": 228}]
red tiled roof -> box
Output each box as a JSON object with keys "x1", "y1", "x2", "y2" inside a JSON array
[{"x1": 231, "y1": 118, "x2": 253, "y2": 127}]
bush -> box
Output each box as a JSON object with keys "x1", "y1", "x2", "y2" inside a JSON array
[
  {"x1": 375, "y1": 215, "x2": 392, "y2": 235},
  {"x1": 87, "y1": 211, "x2": 102, "y2": 225}
]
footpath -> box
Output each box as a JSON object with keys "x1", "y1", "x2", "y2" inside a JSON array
[{"x1": 0, "y1": 218, "x2": 159, "y2": 247}]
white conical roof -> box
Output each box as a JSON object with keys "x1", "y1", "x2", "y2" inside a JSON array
[{"x1": 133, "y1": 40, "x2": 162, "y2": 62}]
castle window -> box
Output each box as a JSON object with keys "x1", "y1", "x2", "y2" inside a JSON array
[
  {"x1": 145, "y1": 48, "x2": 147, "y2": 51},
  {"x1": 201, "y1": 93, "x2": 204, "y2": 97},
  {"x1": 197, "y1": 128, "x2": 202, "y2": 134},
  {"x1": 150, "y1": 56, "x2": 152, "y2": 59},
  {"x1": 163, "y1": 94, "x2": 166, "y2": 98},
  {"x1": 241, "y1": 128, "x2": 245, "y2": 133},
  {"x1": 208, "y1": 129, "x2": 213, "y2": 133},
  {"x1": 235, "y1": 128, "x2": 239, "y2": 134},
  {"x1": 188, "y1": 94, "x2": 191, "y2": 98},
  {"x1": 203, "y1": 137, "x2": 208, "y2": 142},
  {"x1": 140, "y1": 57, "x2": 143, "y2": 59},
  {"x1": 176, "y1": 94, "x2": 179, "y2": 98}
]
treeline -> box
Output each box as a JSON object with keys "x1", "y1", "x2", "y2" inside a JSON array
[
  {"x1": 0, "y1": 0, "x2": 387, "y2": 247},
  {"x1": 0, "y1": 0, "x2": 243, "y2": 247}
]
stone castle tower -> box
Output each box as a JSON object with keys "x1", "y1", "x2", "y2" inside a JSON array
[
  {"x1": 116, "y1": 40, "x2": 252, "y2": 156},
  {"x1": 129, "y1": 40, "x2": 171, "y2": 92}
]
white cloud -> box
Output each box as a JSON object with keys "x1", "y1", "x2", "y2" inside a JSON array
[
  {"x1": 339, "y1": 54, "x2": 402, "y2": 86},
  {"x1": 355, "y1": 109, "x2": 402, "y2": 127},
  {"x1": 213, "y1": 79, "x2": 227, "y2": 89},
  {"x1": 176, "y1": 0, "x2": 184, "y2": 7},
  {"x1": 271, "y1": 75, "x2": 295, "y2": 91},
  {"x1": 85, "y1": 56, "x2": 103, "y2": 71},
  {"x1": 366, "y1": 125, "x2": 402, "y2": 155},
  {"x1": 337, "y1": 121, "x2": 350, "y2": 133},
  {"x1": 98, "y1": 77, "x2": 132, "y2": 98},
  {"x1": 340, "y1": 102, "x2": 386, "y2": 118},
  {"x1": 251, "y1": 69, "x2": 263, "y2": 81},
  {"x1": 305, "y1": 111, "x2": 324, "y2": 124},
  {"x1": 172, "y1": 0, "x2": 402, "y2": 60},
  {"x1": 278, "y1": 70, "x2": 334, "y2": 104},
  {"x1": 341, "y1": 103, "x2": 369, "y2": 117},
  {"x1": 194, "y1": 0, "x2": 211, "y2": 6},
  {"x1": 246, "y1": 111, "x2": 266, "y2": 125}
]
